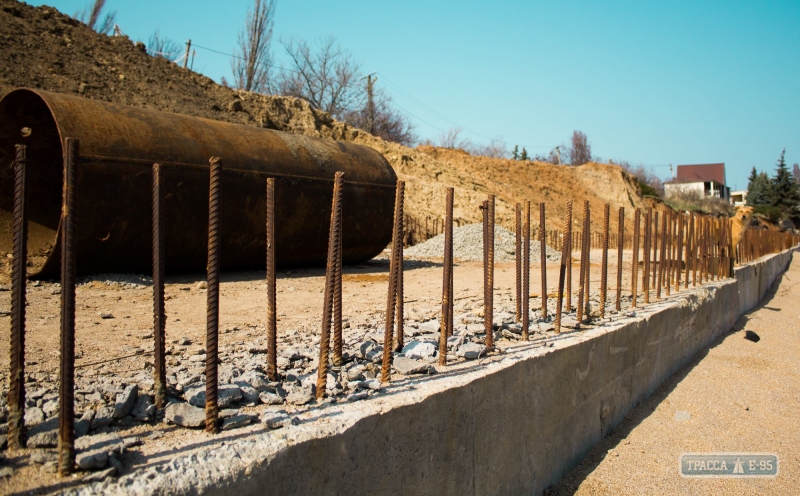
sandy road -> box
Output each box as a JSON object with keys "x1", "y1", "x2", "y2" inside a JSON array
[{"x1": 553, "y1": 254, "x2": 800, "y2": 495}]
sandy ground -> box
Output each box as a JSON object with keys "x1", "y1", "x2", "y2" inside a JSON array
[
  {"x1": 0, "y1": 249, "x2": 650, "y2": 377},
  {"x1": 552, "y1": 255, "x2": 800, "y2": 495},
  {"x1": 0, "y1": 248, "x2": 719, "y2": 494}
]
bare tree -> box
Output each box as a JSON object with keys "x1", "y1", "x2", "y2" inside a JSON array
[
  {"x1": 569, "y1": 130, "x2": 592, "y2": 165},
  {"x1": 75, "y1": 0, "x2": 116, "y2": 35},
  {"x1": 437, "y1": 128, "x2": 467, "y2": 149},
  {"x1": 232, "y1": 0, "x2": 276, "y2": 93},
  {"x1": 342, "y1": 85, "x2": 416, "y2": 145},
  {"x1": 618, "y1": 160, "x2": 664, "y2": 197},
  {"x1": 793, "y1": 163, "x2": 800, "y2": 185},
  {"x1": 277, "y1": 36, "x2": 363, "y2": 118},
  {"x1": 147, "y1": 30, "x2": 180, "y2": 61},
  {"x1": 475, "y1": 137, "x2": 508, "y2": 159}
]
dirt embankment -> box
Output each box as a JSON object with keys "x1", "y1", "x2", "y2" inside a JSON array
[{"x1": 0, "y1": 0, "x2": 652, "y2": 240}]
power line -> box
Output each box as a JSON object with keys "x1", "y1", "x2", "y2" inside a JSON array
[
  {"x1": 386, "y1": 99, "x2": 449, "y2": 135},
  {"x1": 377, "y1": 72, "x2": 495, "y2": 142},
  {"x1": 192, "y1": 43, "x2": 300, "y2": 74}
]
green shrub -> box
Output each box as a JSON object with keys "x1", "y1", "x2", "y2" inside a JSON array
[{"x1": 752, "y1": 205, "x2": 782, "y2": 224}]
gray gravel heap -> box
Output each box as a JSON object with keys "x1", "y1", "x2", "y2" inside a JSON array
[
  {"x1": 78, "y1": 274, "x2": 153, "y2": 288},
  {"x1": 405, "y1": 223, "x2": 561, "y2": 262}
]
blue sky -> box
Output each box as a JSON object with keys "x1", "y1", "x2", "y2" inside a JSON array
[{"x1": 33, "y1": 0, "x2": 800, "y2": 190}]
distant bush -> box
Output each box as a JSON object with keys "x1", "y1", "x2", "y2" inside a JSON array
[
  {"x1": 665, "y1": 189, "x2": 733, "y2": 216},
  {"x1": 752, "y1": 205, "x2": 782, "y2": 224}
]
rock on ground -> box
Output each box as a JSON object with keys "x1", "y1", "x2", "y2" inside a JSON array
[
  {"x1": 393, "y1": 357, "x2": 429, "y2": 375},
  {"x1": 164, "y1": 402, "x2": 205, "y2": 428}
]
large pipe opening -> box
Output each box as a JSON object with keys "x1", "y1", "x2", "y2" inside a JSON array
[
  {"x1": 0, "y1": 89, "x2": 396, "y2": 277},
  {"x1": 0, "y1": 90, "x2": 63, "y2": 273}
]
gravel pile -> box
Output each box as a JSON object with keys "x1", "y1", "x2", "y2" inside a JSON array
[
  {"x1": 78, "y1": 274, "x2": 153, "y2": 289},
  {"x1": 405, "y1": 223, "x2": 561, "y2": 262}
]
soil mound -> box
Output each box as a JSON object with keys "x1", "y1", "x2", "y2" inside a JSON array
[{"x1": 0, "y1": 0, "x2": 652, "y2": 264}]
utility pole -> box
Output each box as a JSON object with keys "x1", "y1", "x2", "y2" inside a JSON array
[
  {"x1": 190, "y1": 50, "x2": 196, "y2": 71},
  {"x1": 552, "y1": 146, "x2": 562, "y2": 165},
  {"x1": 364, "y1": 73, "x2": 377, "y2": 134},
  {"x1": 183, "y1": 39, "x2": 192, "y2": 69}
]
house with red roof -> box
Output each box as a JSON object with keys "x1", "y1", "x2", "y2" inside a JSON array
[{"x1": 664, "y1": 163, "x2": 730, "y2": 201}]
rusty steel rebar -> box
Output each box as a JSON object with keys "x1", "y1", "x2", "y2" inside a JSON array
[
  {"x1": 205, "y1": 156, "x2": 223, "y2": 434},
  {"x1": 698, "y1": 216, "x2": 706, "y2": 283},
  {"x1": 439, "y1": 188, "x2": 454, "y2": 366},
  {"x1": 317, "y1": 172, "x2": 344, "y2": 398},
  {"x1": 394, "y1": 181, "x2": 406, "y2": 352},
  {"x1": 726, "y1": 216, "x2": 733, "y2": 278},
  {"x1": 665, "y1": 211, "x2": 673, "y2": 297},
  {"x1": 485, "y1": 195, "x2": 496, "y2": 349},
  {"x1": 704, "y1": 217, "x2": 710, "y2": 282},
  {"x1": 616, "y1": 207, "x2": 624, "y2": 312},
  {"x1": 515, "y1": 203, "x2": 522, "y2": 322},
  {"x1": 332, "y1": 173, "x2": 345, "y2": 367},
  {"x1": 58, "y1": 138, "x2": 78, "y2": 476},
  {"x1": 152, "y1": 164, "x2": 167, "y2": 409},
  {"x1": 565, "y1": 211, "x2": 573, "y2": 314},
  {"x1": 600, "y1": 203, "x2": 609, "y2": 319},
  {"x1": 657, "y1": 211, "x2": 667, "y2": 299},
  {"x1": 584, "y1": 206, "x2": 591, "y2": 318},
  {"x1": 556, "y1": 201, "x2": 572, "y2": 332},
  {"x1": 690, "y1": 213, "x2": 697, "y2": 287},
  {"x1": 676, "y1": 212, "x2": 684, "y2": 292},
  {"x1": 522, "y1": 201, "x2": 530, "y2": 340},
  {"x1": 8, "y1": 144, "x2": 28, "y2": 451},
  {"x1": 266, "y1": 178, "x2": 278, "y2": 381},
  {"x1": 631, "y1": 209, "x2": 640, "y2": 308},
  {"x1": 382, "y1": 180, "x2": 404, "y2": 382},
  {"x1": 577, "y1": 201, "x2": 589, "y2": 322},
  {"x1": 685, "y1": 212, "x2": 693, "y2": 288},
  {"x1": 643, "y1": 209, "x2": 651, "y2": 304},
  {"x1": 651, "y1": 211, "x2": 659, "y2": 290},
  {"x1": 539, "y1": 203, "x2": 547, "y2": 319}
]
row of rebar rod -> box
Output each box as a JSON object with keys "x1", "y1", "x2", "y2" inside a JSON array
[{"x1": 8, "y1": 139, "x2": 799, "y2": 477}]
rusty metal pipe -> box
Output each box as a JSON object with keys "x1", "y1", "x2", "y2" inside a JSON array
[{"x1": 0, "y1": 89, "x2": 396, "y2": 277}]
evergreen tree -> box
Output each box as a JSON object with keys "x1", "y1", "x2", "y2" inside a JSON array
[
  {"x1": 771, "y1": 149, "x2": 800, "y2": 220},
  {"x1": 512, "y1": 145, "x2": 519, "y2": 161},
  {"x1": 746, "y1": 167, "x2": 774, "y2": 206},
  {"x1": 520, "y1": 147, "x2": 529, "y2": 161}
]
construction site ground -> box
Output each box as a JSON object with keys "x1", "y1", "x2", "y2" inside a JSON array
[
  {"x1": 0, "y1": 248, "x2": 674, "y2": 494},
  {"x1": 553, "y1": 255, "x2": 800, "y2": 495}
]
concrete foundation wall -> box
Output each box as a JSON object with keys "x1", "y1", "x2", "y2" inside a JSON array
[{"x1": 212, "y1": 249, "x2": 794, "y2": 496}]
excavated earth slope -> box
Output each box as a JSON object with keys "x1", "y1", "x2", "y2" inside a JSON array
[{"x1": 0, "y1": 0, "x2": 654, "y2": 281}]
